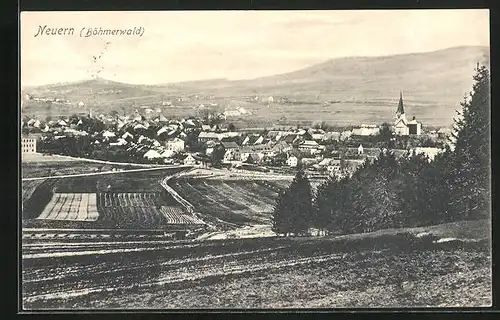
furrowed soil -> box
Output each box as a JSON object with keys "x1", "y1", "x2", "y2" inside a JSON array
[{"x1": 22, "y1": 220, "x2": 491, "y2": 309}]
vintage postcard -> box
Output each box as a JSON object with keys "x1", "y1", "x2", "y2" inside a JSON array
[{"x1": 20, "y1": 10, "x2": 491, "y2": 309}]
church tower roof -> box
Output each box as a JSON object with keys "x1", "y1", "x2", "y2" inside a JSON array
[{"x1": 396, "y1": 91, "x2": 405, "y2": 115}]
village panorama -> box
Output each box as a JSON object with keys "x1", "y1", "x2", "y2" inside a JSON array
[{"x1": 20, "y1": 11, "x2": 491, "y2": 310}]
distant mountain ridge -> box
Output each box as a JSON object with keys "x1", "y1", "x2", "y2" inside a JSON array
[{"x1": 22, "y1": 46, "x2": 490, "y2": 126}]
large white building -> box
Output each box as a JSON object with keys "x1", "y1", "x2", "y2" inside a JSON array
[
  {"x1": 21, "y1": 136, "x2": 37, "y2": 154},
  {"x1": 165, "y1": 138, "x2": 185, "y2": 152}
]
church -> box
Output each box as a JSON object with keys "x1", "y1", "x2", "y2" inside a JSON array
[{"x1": 393, "y1": 92, "x2": 422, "y2": 136}]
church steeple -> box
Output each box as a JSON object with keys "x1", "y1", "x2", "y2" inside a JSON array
[{"x1": 396, "y1": 91, "x2": 405, "y2": 116}]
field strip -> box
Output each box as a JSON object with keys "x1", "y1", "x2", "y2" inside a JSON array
[
  {"x1": 22, "y1": 246, "x2": 289, "y2": 291},
  {"x1": 22, "y1": 240, "x2": 181, "y2": 248},
  {"x1": 22, "y1": 165, "x2": 192, "y2": 181},
  {"x1": 36, "y1": 195, "x2": 58, "y2": 219},
  {"x1": 23, "y1": 251, "x2": 341, "y2": 302},
  {"x1": 203, "y1": 182, "x2": 263, "y2": 213},
  {"x1": 184, "y1": 181, "x2": 231, "y2": 210},
  {"x1": 221, "y1": 182, "x2": 275, "y2": 211},
  {"x1": 23, "y1": 228, "x2": 173, "y2": 232},
  {"x1": 46, "y1": 194, "x2": 66, "y2": 220},
  {"x1": 22, "y1": 242, "x2": 209, "y2": 259},
  {"x1": 24, "y1": 246, "x2": 292, "y2": 287}
]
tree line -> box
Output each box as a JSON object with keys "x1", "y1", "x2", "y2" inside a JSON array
[{"x1": 272, "y1": 65, "x2": 491, "y2": 236}]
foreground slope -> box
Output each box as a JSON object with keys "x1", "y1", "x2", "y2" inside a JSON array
[{"x1": 22, "y1": 219, "x2": 491, "y2": 309}]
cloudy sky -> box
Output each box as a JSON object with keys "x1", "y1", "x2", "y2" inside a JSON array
[{"x1": 21, "y1": 10, "x2": 489, "y2": 86}]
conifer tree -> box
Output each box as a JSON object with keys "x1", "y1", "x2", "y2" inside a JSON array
[
  {"x1": 272, "y1": 188, "x2": 292, "y2": 236},
  {"x1": 273, "y1": 169, "x2": 313, "y2": 236},
  {"x1": 288, "y1": 169, "x2": 314, "y2": 235},
  {"x1": 448, "y1": 65, "x2": 491, "y2": 219},
  {"x1": 313, "y1": 177, "x2": 337, "y2": 235}
]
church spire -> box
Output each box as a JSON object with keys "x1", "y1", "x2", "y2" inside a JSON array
[{"x1": 396, "y1": 91, "x2": 405, "y2": 116}]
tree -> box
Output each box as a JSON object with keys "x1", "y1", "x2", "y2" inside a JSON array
[
  {"x1": 211, "y1": 144, "x2": 225, "y2": 167},
  {"x1": 228, "y1": 123, "x2": 236, "y2": 132},
  {"x1": 287, "y1": 169, "x2": 314, "y2": 235},
  {"x1": 312, "y1": 120, "x2": 330, "y2": 131},
  {"x1": 447, "y1": 65, "x2": 491, "y2": 220},
  {"x1": 377, "y1": 122, "x2": 394, "y2": 148},
  {"x1": 272, "y1": 169, "x2": 313, "y2": 236},
  {"x1": 272, "y1": 188, "x2": 293, "y2": 236},
  {"x1": 313, "y1": 177, "x2": 338, "y2": 235}
]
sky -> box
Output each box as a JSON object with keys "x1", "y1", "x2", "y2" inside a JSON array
[{"x1": 21, "y1": 10, "x2": 489, "y2": 86}]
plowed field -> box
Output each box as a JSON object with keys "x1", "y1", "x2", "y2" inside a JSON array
[{"x1": 169, "y1": 178, "x2": 291, "y2": 225}]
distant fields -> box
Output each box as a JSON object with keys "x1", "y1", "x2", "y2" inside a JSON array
[{"x1": 22, "y1": 46, "x2": 488, "y2": 128}]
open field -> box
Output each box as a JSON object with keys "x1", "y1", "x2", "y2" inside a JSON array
[
  {"x1": 168, "y1": 177, "x2": 291, "y2": 225},
  {"x1": 22, "y1": 167, "x2": 202, "y2": 229},
  {"x1": 21, "y1": 219, "x2": 491, "y2": 309},
  {"x1": 22, "y1": 155, "x2": 147, "y2": 179},
  {"x1": 37, "y1": 193, "x2": 99, "y2": 222}
]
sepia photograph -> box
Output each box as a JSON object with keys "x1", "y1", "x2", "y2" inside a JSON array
[{"x1": 20, "y1": 10, "x2": 491, "y2": 309}]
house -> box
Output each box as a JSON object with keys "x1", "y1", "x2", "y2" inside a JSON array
[
  {"x1": 143, "y1": 149, "x2": 162, "y2": 160},
  {"x1": 324, "y1": 132, "x2": 341, "y2": 141},
  {"x1": 242, "y1": 153, "x2": 260, "y2": 164},
  {"x1": 270, "y1": 141, "x2": 292, "y2": 155},
  {"x1": 134, "y1": 123, "x2": 148, "y2": 131},
  {"x1": 358, "y1": 144, "x2": 364, "y2": 155},
  {"x1": 407, "y1": 117, "x2": 422, "y2": 135},
  {"x1": 283, "y1": 134, "x2": 299, "y2": 144},
  {"x1": 286, "y1": 155, "x2": 299, "y2": 167},
  {"x1": 183, "y1": 154, "x2": 197, "y2": 165},
  {"x1": 318, "y1": 158, "x2": 342, "y2": 175},
  {"x1": 221, "y1": 141, "x2": 239, "y2": 150},
  {"x1": 253, "y1": 135, "x2": 265, "y2": 145},
  {"x1": 220, "y1": 132, "x2": 240, "y2": 140},
  {"x1": 161, "y1": 150, "x2": 175, "y2": 158},
  {"x1": 102, "y1": 131, "x2": 116, "y2": 139},
  {"x1": 56, "y1": 119, "x2": 68, "y2": 127},
  {"x1": 201, "y1": 125, "x2": 211, "y2": 131},
  {"x1": 198, "y1": 132, "x2": 222, "y2": 143},
  {"x1": 223, "y1": 149, "x2": 240, "y2": 162},
  {"x1": 239, "y1": 147, "x2": 255, "y2": 162},
  {"x1": 351, "y1": 125, "x2": 380, "y2": 136},
  {"x1": 298, "y1": 140, "x2": 323, "y2": 155},
  {"x1": 266, "y1": 130, "x2": 284, "y2": 141},
  {"x1": 327, "y1": 162, "x2": 342, "y2": 176},
  {"x1": 311, "y1": 133, "x2": 325, "y2": 141},
  {"x1": 122, "y1": 132, "x2": 134, "y2": 140},
  {"x1": 157, "y1": 126, "x2": 170, "y2": 136},
  {"x1": 205, "y1": 140, "x2": 217, "y2": 156},
  {"x1": 411, "y1": 147, "x2": 442, "y2": 161},
  {"x1": 301, "y1": 157, "x2": 318, "y2": 166},
  {"x1": 21, "y1": 135, "x2": 37, "y2": 154},
  {"x1": 110, "y1": 138, "x2": 128, "y2": 146},
  {"x1": 165, "y1": 138, "x2": 185, "y2": 152}
]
